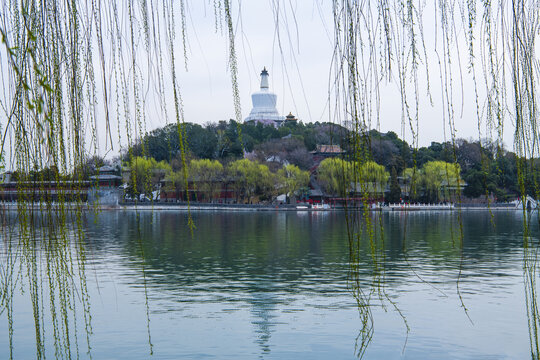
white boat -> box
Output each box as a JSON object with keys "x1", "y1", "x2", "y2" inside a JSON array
[{"x1": 312, "y1": 203, "x2": 331, "y2": 210}]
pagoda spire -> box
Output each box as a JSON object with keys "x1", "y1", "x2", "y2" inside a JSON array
[
  {"x1": 260, "y1": 67, "x2": 269, "y2": 90},
  {"x1": 244, "y1": 66, "x2": 285, "y2": 127}
]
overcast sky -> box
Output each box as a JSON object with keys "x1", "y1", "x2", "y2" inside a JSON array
[
  {"x1": 0, "y1": 1, "x2": 523, "y2": 166},
  {"x1": 164, "y1": 1, "x2": 516, "y2": 150}
]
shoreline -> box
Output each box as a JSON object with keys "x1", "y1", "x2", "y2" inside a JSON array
[{"x1": 0, "y1": 201, "x2": 525, "y2": 212}]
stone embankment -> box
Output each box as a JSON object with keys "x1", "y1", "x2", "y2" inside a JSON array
[
  {"x1": 120, "y1": 202, "x2": 300, "y2": 211},
  {"x1": 0, "y1": 201, "x2": 526, "y2": 212}
]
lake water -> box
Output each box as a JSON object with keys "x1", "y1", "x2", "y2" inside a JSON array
[{"x1": 0, "y1": 210, "x2": 537, "y2": 359}]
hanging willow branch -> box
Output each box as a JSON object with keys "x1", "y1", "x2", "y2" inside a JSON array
[{"x1": 0, "y1": 1, "x2": 540, "y2": 359}]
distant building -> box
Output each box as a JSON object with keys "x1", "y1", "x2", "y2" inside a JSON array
[
  {"x1": 284, "y1": 112, "x2": 298, "y2": 124},
  {"x1": 244, "y1": 67, "x2": 286, "y2": 127},
  {"x1": 0, "y1": 171, "x2": 12, "y2": 184},
  {"x1": 90, "y1": 165, "x2": 122, "y2": 188},
  {"x1": 310, "y1": 145, "x2": 346, "y2": 164},
  {"x1": 88, "y1": 165, "x2": 122, "y2": 206},
  {"x1": 0, "y1": 176, "x2": 90, "y2": 202}
]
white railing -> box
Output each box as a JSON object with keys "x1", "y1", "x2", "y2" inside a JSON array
[{"x1": 386, "y1": 203, "x2": 455, "y2": 210}]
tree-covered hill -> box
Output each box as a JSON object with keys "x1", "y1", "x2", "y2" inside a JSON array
[{"x1": 115, "y1": 120, "x2": 536, "y2": 202}]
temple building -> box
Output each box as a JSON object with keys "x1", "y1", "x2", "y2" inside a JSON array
[
  {"x1": 285, "y1": 112, "x2": 297, "y2": 123},
  {"x1": 244, "y1": 67, "x2": 286, "y2": 127}
]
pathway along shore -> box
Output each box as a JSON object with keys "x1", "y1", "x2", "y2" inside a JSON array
[{"x1": 0, "y1": 201, "x2": 524, "y2": 212}]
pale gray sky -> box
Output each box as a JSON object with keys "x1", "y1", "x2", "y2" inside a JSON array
[
  {"x1": 0, "y1": 0, "x2": 522, "y2": 167},
  {"x1": 167, "y1": 0, "x2": 515, "y2": 149}
]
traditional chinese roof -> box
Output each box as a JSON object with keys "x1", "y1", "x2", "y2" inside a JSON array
[
  {"x1": 90, "y1": 174, "x2": 122, "y2": 181},
  {"x1": 311, "y1": 145, "x2": 345, "y2": 154},
  {"x1": 286, "y1": 112, "x2": 297, "y2": 121},
  {"x1": 97, "y1": 165, "x2": 117, "y2": 173}
]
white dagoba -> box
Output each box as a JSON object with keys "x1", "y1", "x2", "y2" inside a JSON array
[{"x1": 244, "y1": 67, "x2": 285, "y2": 126}]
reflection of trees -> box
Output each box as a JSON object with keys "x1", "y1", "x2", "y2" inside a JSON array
[
  {"x1": 47, "y1": 209, "x2": 527, "y2": 304},
  {"x1": 85, "y1": 211, "x2": 528, "y2": 294},
  {"x1": 82, "y1": 211, "x2": 362, "y2": 314},
  {"x1": 77, "y1": 210, "x2": 533, "y2": 358}
]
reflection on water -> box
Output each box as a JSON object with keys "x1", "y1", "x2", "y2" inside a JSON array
[{"x1": 0, "y1": 210, "x2": 536, "y2": 359}]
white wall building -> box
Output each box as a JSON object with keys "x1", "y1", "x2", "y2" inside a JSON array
[{"x1": 244, "y1": 67, "x2": 285, "y2": 127}]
